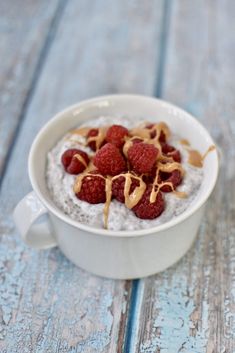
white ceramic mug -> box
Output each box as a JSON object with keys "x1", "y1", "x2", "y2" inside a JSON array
[{"x1": 13, "y1": 95, "x2": 219, "y2": 279}]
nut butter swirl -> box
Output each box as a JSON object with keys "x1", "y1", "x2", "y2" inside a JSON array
[
  {"x1": 112, "y1": 172, "x2": 146, "y2": 209},
  {"x1": 130, "y1": 122, "x2": 170, "y2": 141},
  {"x1": 69, "y1": 122, "x2": 216, "y2": 228},
  {"x1": 179, "y1": 139, "x2": 216, "y2": 168},
  {"x1": 103, "y1": 177, "x2": 113, "y2": 229},
  {"x1": 187, "y1": 145, "x2": 216, "y2": 168},
  {"x1": 128, "y1": 122, "x2": 170, "y2": 156},
  {"x1": 74, "y1": 154, "x2": 88, "y2": 168},
  {"x1": 69, "y1": 121, "x2": 195, "y2": 228},
  {"x1": 70, "y1": 127, "x2": 91, "y2": 137},
  {"x1": 87, "y1": 127, "x2": 107, "y2": 150}
]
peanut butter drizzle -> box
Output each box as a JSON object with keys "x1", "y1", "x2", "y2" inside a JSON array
[
  {"x1": 103, "y1": 177, "x2": 112, "y2": 229},
  {"x1": 70, "y1": 127, "x2": 91, "y2": 137},
  {"x1": 74, "y1": 154, "x2": 88, "y2": 168},
  {"x1": 150, "y1": 162, "x2": 187, "y2": 203},
  {"x1": 155, "y1": 122, "x2": 171, "y2": 139},
  {"x1": 173, "y1": 190, "x2": 188, "y2": 198},
  {"x1": 148, "y1": 122, "x2": 170, "y2": 155},
  {"x1": 111, "y1": 173, "x2": 146, "y2": 209},
  {"x1": 123, "y1": 137, "x2": 138, "y2": 157},
  {"x1": 158, "y1": 161, "x2": 185, "y2": 175},
  {"x1": 203, "y1": 145, "x2": 216, "y2": 160},
  {"x1": 158, "y1": 154, "x2": 174, "y2": 163},
  {"x1": 188, "y1": 145, "x2": 216, "y2": 168},
  {"x1": 73, "y1": 163, "x2": 97, "y2": 194},
  {"x1": 71, "y1": 121, "x2": 190, "y2": 228},
  {"x1": 130, "y1": 122, "x2": 171, "y2": 142},
  {"x1": 74, "y1": 171, "x2": 147, "y2": 228},
  {"x1": 180, "y1": 139, "x2": 190, "y2": 146},
  {"x1": 73, "y1": 172, "x2": 87, "y2": 194},
  {"x1": 123, "y1": 139, "x2": 133, "y2": 158},
  {"x1": 87, "y1": 127, "x2": 107, "y2": 150},
  {"x1": 123, "y1": 173, "x2": 146, "y2": 209},
  {"x1": 123, "y1": 121, "x2": 186, "y2": 206},
  {"x1": 66, "y1": 138, "x2": 87, "y2": 146},
  {"x1": 126, "y1": 122, "x2": 171, "y2": 159},
  {"x1": 149, "y1": 168, "x2": 161, "y2": 203},
  {"x1": 130, "y1": 126, "x2": 152, "y2": 139},
  {"x1": 188, "y1": 150, "x2": 203, "y2": 168}
]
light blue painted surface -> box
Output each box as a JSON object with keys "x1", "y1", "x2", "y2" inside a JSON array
[
  {"x1": 0, "y1": 0, "x2": 61, "y2": 177},
  {"x1": 127, "y1": 223, "x2": 210, "y2": 353},
  {"x1": 128, "y1": 0, "x2": 235, "y2": 351},
  {"x1": 139, "y1": 277, "x2": 208, "y2": 353},
  {"x1": 0, "y1": 0, "x2": 164, "y2": 351},
  {"x1": 0, "y1": 228, "x2": 121, "y2": 352},
  {"x1": 1, "y1": 0, "x2": 235, "y2": 352}
]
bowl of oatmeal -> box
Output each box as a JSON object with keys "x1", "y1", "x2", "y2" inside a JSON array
[{"x1": 13, "y1": 95, "x2": 219, "y2": 279}]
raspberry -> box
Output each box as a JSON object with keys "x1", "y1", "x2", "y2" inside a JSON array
[
  {"x1": 61, "y1": 149, "x2": 89, "y2": 174},
  {"x1": 161, "y1": 143, "x2": 175, "y2": 154},
  {"x1": 146, "y1": 123, "x2": 166, "y2": 142},
  {"x1": 112, "y1": 175, "x2": 140, "y2": 203},
  {"x1": 159, "y1": 170, "x2": 182, "y2": 192},
  {"x1": 169, "y1": 150, "x2": 181, "y2": 163},
  {"x1": 94, "y1": 143, "x2": 126, "y2": 176},
  {"x1": 76, "y1": 173, "x2": 106, "y2": 204},
  {"x1": 132, "y1": 138, "x2": 143, "y2": 144},
  {"x1": 133, "y1": 185, "x2": 165, "y2": 219},
  {"x1": 87, "y1": 129, "x2": 98, "y2": 151},
  {"x1": 87, "y1": 128, "x2": 106, "y2": 151},
  {"x1": 161, "y1": 144, "x2": 181, "y2": 163},
  {"x1": 142, "y1": 165, "x2": 157, "y2": 184},
  {"x1": 128, "y1": 142, "x2": 158, "y2": 174},
  {"x1": 159, "y1": 131, "x2": 166, "y2": 142},
  {"x1": 106, "y1": 125, "x2": 129, "y2": 148}
]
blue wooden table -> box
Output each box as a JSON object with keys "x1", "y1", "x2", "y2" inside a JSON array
[{"x1": 0, "y1": 1, "x2": 234, "y2": 352}]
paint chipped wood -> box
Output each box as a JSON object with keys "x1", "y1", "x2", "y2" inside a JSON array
[
  {"x1": 0, "y1": 0, "x2": 164, "y2": 351},
  {"x1": 0, "y1": 0, "x2": 62, "y2": 177},
  {"x1": 131, "y1": 0, "x2": 235, "y2": 352}
]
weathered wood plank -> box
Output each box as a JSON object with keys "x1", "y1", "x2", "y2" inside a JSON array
[
  {"x1": 0, "y1": 0, "x2": 63, "y2": 179},
  {"x1": 0, "y1": 1, "x2": 164, "y2": 351},
  {"x1": 131, "y1": 0, "x2": 235, "y2": 352}
]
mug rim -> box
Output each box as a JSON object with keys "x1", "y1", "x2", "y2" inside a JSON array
[{"x1": 28, "y1": 94, "x2": 219, "y2": 237}]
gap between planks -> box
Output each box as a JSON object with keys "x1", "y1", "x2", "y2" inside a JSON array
[
  {"x1": 124, "y1": 1, "x2": 173, "y2": 351},
  {"x1": 0, "y1": 0, "x2": 67, "y2": 188},
  {"x1": 0, "y1": 1, "x2": 166, "y2": 352}
]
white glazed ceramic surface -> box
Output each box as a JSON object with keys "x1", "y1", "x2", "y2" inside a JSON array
[{"x1": 13, "y1": 95, "x2": 219, "y2": 279}]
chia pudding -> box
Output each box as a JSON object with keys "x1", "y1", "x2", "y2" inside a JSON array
[{"x1": 46, "y1": 116, "x2": 204, "y2": 231}]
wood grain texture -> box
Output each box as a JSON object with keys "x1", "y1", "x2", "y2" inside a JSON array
[
  {"x1": 130, "y1": 0, "x2": 235, "y2": 352},
  {"x1": 0, "y1": 0, "x2": 63, "y2": 179},
  {"x1": 0, "y1": 1, "x2": 164, "y2": 351}
]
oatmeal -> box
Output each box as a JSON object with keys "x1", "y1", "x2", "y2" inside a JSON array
[{"x1": 46, "y1": 116, "x2": 206, "y2": 231}]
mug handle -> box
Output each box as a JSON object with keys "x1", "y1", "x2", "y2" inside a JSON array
[{"x1": 13, "y1": 191, "x2": 57, "y2": 249}]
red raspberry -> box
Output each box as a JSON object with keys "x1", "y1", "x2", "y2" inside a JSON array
[
  {"x1": 112, "y1": 175, "x2": 140, "y2": 203},
  {"x1": 76, "y1": 173, "x2": 106, "y2": 204},
  {"x1": 94, "y1": 143, "x2": 126, "y2": 176},
  {"x1": 61, "y1": 149, "x2": 89, "y2": 174},
  {"x1": 87, "y1": 128, "x2": 98, "y2": 151},
  {"x1": 159, "y1": 131, "x2": 166, "y2": 143},
  {"x1": 132, "y1": 138, "x2": 143, "y2": 144},
  {"x1": 159, "y1": 170, "x2": 182, "y2": 192},
  {"x1": 161, "y1": 143, "x2": 174, "y2": 154},
  {"x1": 87, "y1": 128, "x2": 106, "y2": 151},
  {"x1": 142, "y1": 165, "x2": 157, "y2": 184},
  {"x1": 161, "y1": 144, "x2": 181, "y2": 163},
  {"x1": 128, "y1": 142, "x2": 158, "y2": 174},
  {"x1": 146, "y1": 123, "x2": 166, "y2": 142},
  {"x1": 133, "y1": 185, "x2": 165, "y2": 219},
  {"x1": 106, "y1": 125, "x2": 129, "y2": 148}
]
